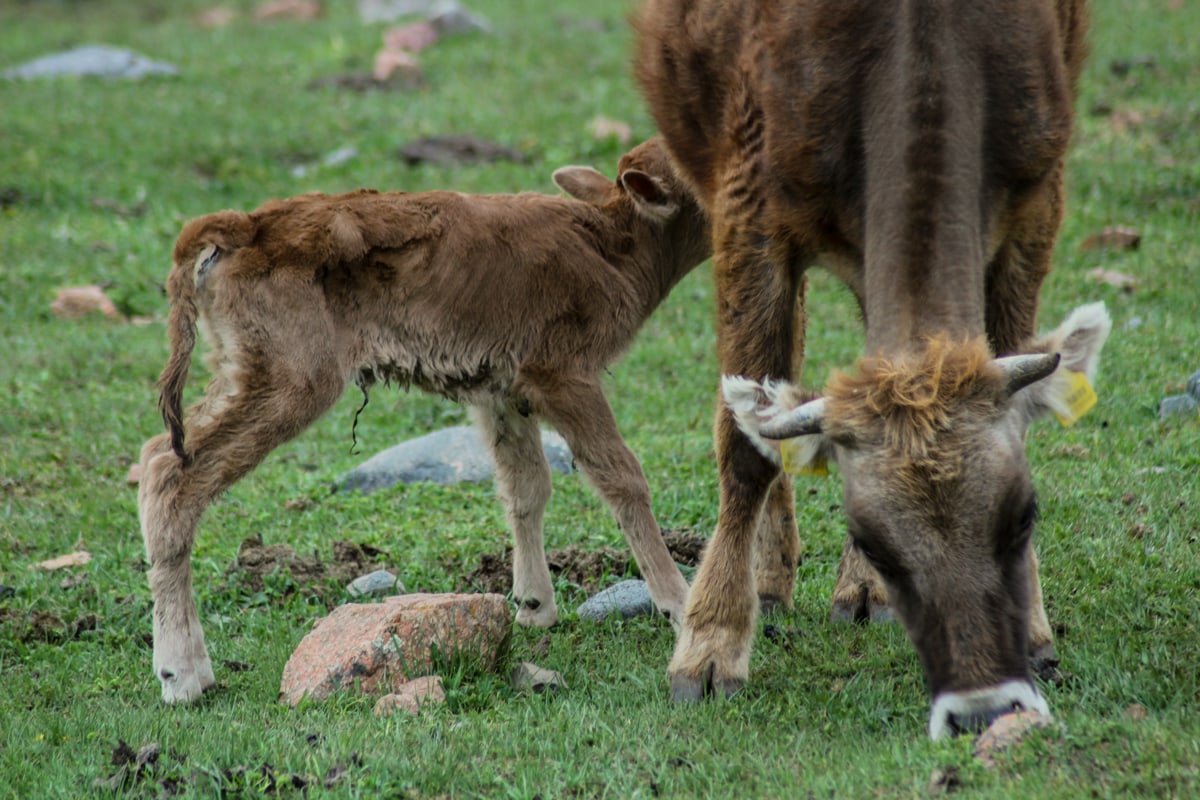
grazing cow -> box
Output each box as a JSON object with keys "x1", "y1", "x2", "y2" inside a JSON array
[
  {"x1": 137, "y1": 138, "x2": 711, "y2": 703},
  {"x1": 634, "y1": 0, "x2": 1109, "y2": 737}
]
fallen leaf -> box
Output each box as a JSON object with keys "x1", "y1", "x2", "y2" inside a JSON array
[
  {"x1": 1082, "y1": 225, "x2": 1141, "y2": 251},
  {"x1": 50, "y1": 286, "x2": 124, "y2": 321},
  {"x1": 196, "y1": 6, "x2": 238, "y2": 29},
  {"x1": 383, "y1": 21, "x2": 439, "y2": 54},
  {"x1": 254, "y1": 0, "x2": 320, "y2": 22},
  {"x1": 1087, "y1": 267, "x2": 1137, "y2": 291},
  {"x1": 34, "y1": 551, "x2": 92, "y2": 570},
  {"x1": 1108, "y1": 109, "x2": 1145, "y2": 134},
  {"x1": 588, "y1": 115, "x2": 632, "y2": 145}
]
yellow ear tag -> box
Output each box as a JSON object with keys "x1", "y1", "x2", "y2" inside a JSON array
[
  {"x1": 780, "y1": 438, "x2": 828, "y2": 477},
  {"x1": 1054, "y1": 370, "x2": 1097, "y2": 427}
]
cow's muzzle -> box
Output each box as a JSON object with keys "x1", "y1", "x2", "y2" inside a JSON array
[{"x1": 927, "y1": 679, "x2": 1049, "y2": 740}]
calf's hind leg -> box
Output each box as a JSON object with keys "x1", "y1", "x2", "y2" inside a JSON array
[{"x1": 139, "y1": 368, "x2": 344, "y2": 703}]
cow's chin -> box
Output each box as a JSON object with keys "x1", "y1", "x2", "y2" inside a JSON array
[{"x1": 927, "y1": 679, "x2": 1049, "y2": 740}]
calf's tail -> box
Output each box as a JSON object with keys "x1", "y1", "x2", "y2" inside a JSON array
[{"x1": 157, "y1": 266, "x2": 198, "y2": 463}]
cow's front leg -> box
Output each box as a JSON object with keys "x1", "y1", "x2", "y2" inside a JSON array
[
  {"x1": 830, "y1": 535, "x2": 893, "y2": 623},
  {"x1": 669, "y1": 212, "x2": 800, "y2": 699}
]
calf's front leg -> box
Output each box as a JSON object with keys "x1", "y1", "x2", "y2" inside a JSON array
[{"x1": 471, "y1": 399, "x2": 557, "y2": 627}]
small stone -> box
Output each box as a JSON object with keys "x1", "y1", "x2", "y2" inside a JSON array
[
  {"x1": 511, "y1": 662, "x2": 566, "y2": 694},
  {"x1": 1186, "y1": 370, "x2": 1200, "y2": 400},
  {"x1": 1159, "y1": 393, "x2": 1199, "y2": 419},
  {"x1": 373, "y1": 675, "x2": 445, "y2": 715},
  {"x1": 347, "y1": 569, "x2": 403, "y2": 598},
  {"x1": 373, "y1": 48, "x2": 422, "y2": 82},
  {"x1": 576, "y1": 579, "x2": 654, "y2": 622},
  {"x1": 974, "y1": 709, "x2": 1054, "y2": 767},
  {"x1": 428, "y1": 1, "x2": 491, "y2": 35},
  {"x1": 927, "y1": 766, "x2": 961, "y2": 795}
]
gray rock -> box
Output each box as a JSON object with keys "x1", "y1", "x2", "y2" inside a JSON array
[
  {"x1": 358, "y1": 0, "x2": 438, "y2": 22},
  {"x1": 429, "y1": 0, "x2": 491, "y2": 35},
  {"x1": 576, "y1": 579, "x2": 655, "y2": 622},
  {"x1": 337, "y1": 425, "x2": 573, "y2": 494},
  {"x1": 347, "y1": 569, "x2": 404, "y2": 598},
  {"x1": 1187, "y1": 369, "x2": 1200, "y2": 400},
  {"x1": 3, "y1": 45, "x2": 178, "y2": 80},
  {"x1": 511, "y1": 661, "x2": 566, "y2": 694},
  {"x1": 1159, "y1": 393, "x2": 1199, "y2": 419}
]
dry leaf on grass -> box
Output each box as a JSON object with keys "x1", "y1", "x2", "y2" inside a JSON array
[
  {"x1": 50, "y1": 286, "x2": 124, "y2": 321},
  {"x1": 34, "y1": 551, "x2": 93, "y2": 570},
  {"x1": 254, "y1": 0, "x2": 320, "y2": 22},
  {"x1": 373, "y1": 49, "x2": 422, "y2": 82},
  {"x1": 196, "y1": 6, "x2": 238, "y2": 28},
  {"x1": 1088, "y1": 267, "x2": 1138, "y2": 291},
  {"x1": 383, "y1": 21, "x2": 439, "y2": 54},
  {"x1": 589, "y1": 115, "x2": 632, "y2": 145}
]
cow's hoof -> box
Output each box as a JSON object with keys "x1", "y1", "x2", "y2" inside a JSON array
[
  {"x1": 869, "y1": 600, "x2": 895, "y2": 623},
  {"x1": 830, "y1": 593, "x2": 894, "y2": 624},
  {"x1": 669, "y1": 664, "x2": 743, "y2": 702},
  {"x1": 758, "y1": 594, "x2": 787, "y2": 615}
]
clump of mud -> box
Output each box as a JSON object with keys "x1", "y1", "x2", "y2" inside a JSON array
[
  {"x1": 460, "y1": 529, "x2": 708, "y2": 595},
  {"x1": 0, "y1": 608, "x2": 97, "y2": 643}
]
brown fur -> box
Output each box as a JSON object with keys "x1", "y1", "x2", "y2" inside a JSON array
[
  {"x1": 138, "y1": 139, "x2": 713, "y2": 703},
  {"x1": 634, "y1": 0, "x2": 1091, "y2": 721}
]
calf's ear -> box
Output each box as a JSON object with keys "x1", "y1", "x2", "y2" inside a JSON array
[
  {"x1": 620, "y1": 169, "x2": 679, "y2": 221},
  {"x1": 722, "y1": 376, "x2": 827, "y2": 468},
  {"x1": 552, "y1": 166, "x2": 614, "y2": 204},
  {"x1": 1009, "y1": 302, "x2": 1113, "y2": 426}
]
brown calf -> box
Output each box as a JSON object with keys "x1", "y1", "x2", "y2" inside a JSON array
[
  {"x1": 138, "y1": 138, "x2": 709, "y2": 703},
  {"x1": 635, "y1": 0, "x2": 1109, "y2": 737}
]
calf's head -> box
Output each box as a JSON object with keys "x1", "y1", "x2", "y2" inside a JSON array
[{"x1": 724, "y1": 303, "x2": 1111, "y2": 738}]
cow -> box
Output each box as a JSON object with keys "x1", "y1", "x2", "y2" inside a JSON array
[
  {"x1": 137, "y1": 138, "x2": 713, "y2": 703},
  {"x1": 633, "y1": 0, "x2": 1110, "y2": 737}
]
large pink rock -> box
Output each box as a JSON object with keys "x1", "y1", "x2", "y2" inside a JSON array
[{"x1": 279, "y1": 593, "x2": 510, "y2": 706}]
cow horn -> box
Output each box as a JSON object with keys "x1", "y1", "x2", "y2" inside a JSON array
[
  {"x1": 995, "y1": 352, "x2": 1061, "y2": 396},
  {"x1": 759, "y1": 397, "x2": 826, "y2": 440}
]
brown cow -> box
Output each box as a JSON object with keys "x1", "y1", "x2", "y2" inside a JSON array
[
  {"x1": 137, "y1": 138, "x2": 710, "y2": 703},
  {"x1": 634, "y1": 0, "x2": 1109, "y2": 736}
]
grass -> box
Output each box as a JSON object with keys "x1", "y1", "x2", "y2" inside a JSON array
[{"x1": 1, "y1": 0, "x2": 1198, "y2": 796}]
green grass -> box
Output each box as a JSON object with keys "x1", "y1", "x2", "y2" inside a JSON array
[{"x1": 2, "y1": 0, "x2": 1199, "y2": 797}]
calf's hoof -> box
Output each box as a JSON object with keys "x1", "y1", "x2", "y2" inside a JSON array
[
  {"x1": 157, "y1": 660, "x2": 215, "y2": 704},
  {"x1": 514, "y1": 596, "x2": 558, "y2": 628},
  {"x1": 668, "y1": 664, "x2": 744, "y2": 703}
]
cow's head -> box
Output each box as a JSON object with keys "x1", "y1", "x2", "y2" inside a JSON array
[{"x1": 724, "y1": 303, "x2": 1111, "y2": 739}]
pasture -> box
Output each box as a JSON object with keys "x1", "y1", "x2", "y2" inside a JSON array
[{"x1": 1, "y1": 0, "x2": 1197, "y2": 796}]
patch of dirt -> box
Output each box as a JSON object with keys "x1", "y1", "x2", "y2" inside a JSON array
[
  {"x1": 93, "y1": 739, "x2": 363, "y2": 794},
  {"x1": 307, "y1": 71, "x2": 424, "y2": 92},
  {"x1": 460, "y1": 529, "x2": 709, "y2": 595},
  {"x1": 397, "y1": 135, "x2": 526, "y2": 166},
  {"x1": 0, "y1": 608, "x2": 96, "y2": 643},
  {"x1": 226, "y1": 535, "x2": 389, "y2": 597}
]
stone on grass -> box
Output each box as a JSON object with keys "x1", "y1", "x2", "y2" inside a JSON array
[
  {"x1": 337, "y1": 425, "x2": 572, "y2": 493},
  {"x1": 1159, "y1": 393, "x2": 1199, "y2": 419},
  {"x1": 511, "y1": 661, "x2": 566, "y2": 694},
  {"x1": 280, "y1": 593, "x2": 510, "y2": 705},
  {"x1": 973, "y1": 709, "x2": 1054, "y2": 767},
  {"x1": 576, "y1": 579, "x2": 654, "y2": 622},
  {"x1": 428, "y1": 0, "x2": 491, "y2": 35},
  {"x1": 346, "y1": 569, "x2": 404, "y2": 598},
  {"x1": 3, "y1": 45, "x2": 178, "y2": 80},
  {"x1": 373, "y1": 675, "x2": 445, "y2": 715}
]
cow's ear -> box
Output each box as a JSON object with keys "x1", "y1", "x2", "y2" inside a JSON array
[
  {"x1": 620, "y1": 169, "x2": 679, "y2": 221},
  {"x1": 1009, "y1": 302, "x2": 1113, "y2": 426},
  {"x1": 553, "y1": 166, "x2": 614, "y2": 204}
]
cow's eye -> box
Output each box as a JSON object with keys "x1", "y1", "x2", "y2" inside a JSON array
[{"x1": 1019, "y1": 500, "x2": 1039, "y2": 532}]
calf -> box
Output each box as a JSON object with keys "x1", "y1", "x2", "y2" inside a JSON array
[
  {"x1": 138, "y1": 138, "x2": 709, "y2": 703},
  {"x1": 635, "y1": 0, "x2": 1109, "y2": 737}
]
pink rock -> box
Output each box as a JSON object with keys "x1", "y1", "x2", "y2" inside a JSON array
[
  {"x1": 373, "y1": 675, "x2": 445, "y2": 716},
  {"x1": 373, "y1": 48, "x2": 423, "y2": 83},
  {"x1": 279, "y1": 593, "x2": 510, "y2": 706},
  {"x1": 974, "y1": 709, "x2": 1054, "y2": 767}
]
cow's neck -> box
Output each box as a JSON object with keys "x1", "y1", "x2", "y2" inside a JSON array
[{"x1": 860, "y1": 1, "x2": 988, "y2": 357}]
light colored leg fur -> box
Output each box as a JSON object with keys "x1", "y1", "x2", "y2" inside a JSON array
[{"x1": 471, "y1": 400, "x2": 557, "y2": 627}]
